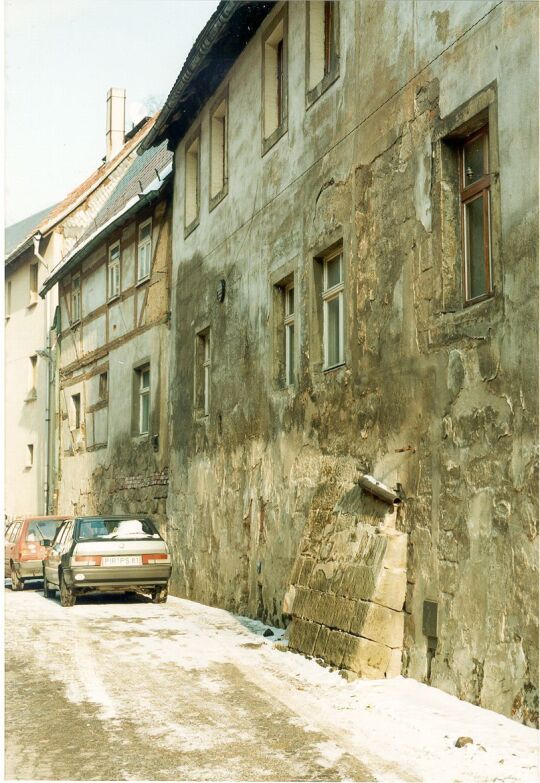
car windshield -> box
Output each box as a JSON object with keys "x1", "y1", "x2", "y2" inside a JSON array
[
  {"x1": 26, "y1": 520, "x2": 65, "y2": 542},
  {"x1": 77, "y1": 518, "x2": 159, "y2": 541}
]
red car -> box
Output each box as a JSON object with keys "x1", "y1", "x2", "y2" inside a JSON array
[{"x1": 5, "y1": 516, "x2": 70, "y2": 590}]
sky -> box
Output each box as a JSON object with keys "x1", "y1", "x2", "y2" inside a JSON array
[{"x1": 4, "y1": 0, "x2": 220, "y2": 227}]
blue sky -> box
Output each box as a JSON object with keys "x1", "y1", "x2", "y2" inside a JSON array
[{"x1": 4, "y1": 0, "x2": 219, "y2": 225}]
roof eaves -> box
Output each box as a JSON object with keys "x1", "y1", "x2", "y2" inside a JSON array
[
  {"x1": 40, "y1": 163, "x2": 172, "y2": 298},
  {"x1": 140, "y1": 1, "x2": 275, "y2": 153}
]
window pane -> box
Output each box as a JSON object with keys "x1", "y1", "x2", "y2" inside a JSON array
[
  {"x1": 286, "y1": 286, "x2": 294, "y2": 316},
  {"x1": 464, "y1": 134, "x2": 486, "y2": 185},
  {"x1": 286, "y1": 323, "x2": 295, "y2": 384},
  {"x1": 141, "y1": 393, "x2": 149, "y2": 433},
  {"x1": 466, "y1": 195, "x2": 488, "y2": 300},
  {"x1": 140, "y1": 223, "x2": 151, "y2": 241},
  {"x1": 325, "y1": 255, "x2": 341, "y2": 289},
  {"x1": 326, "y1": 295, "x2": 341, "y2": 366},
  {"x1": 142, "y1": 369, "x2": 150, "y2": 390}
]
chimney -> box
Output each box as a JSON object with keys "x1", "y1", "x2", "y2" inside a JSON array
[{"x1": 106, "y1": 88, "x2": 126, "y2": 161}]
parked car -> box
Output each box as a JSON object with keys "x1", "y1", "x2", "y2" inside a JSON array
[
  {"x1": 43, "y1": 515, "x2": 171, "y2": 607},
  {"x1": 5, "y1": 516, "x2": 71, "y2": 590}
]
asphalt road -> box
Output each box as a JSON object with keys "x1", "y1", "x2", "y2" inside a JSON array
[{"x1": 5, "y1": 582, "x2": 377, "y2": 782}]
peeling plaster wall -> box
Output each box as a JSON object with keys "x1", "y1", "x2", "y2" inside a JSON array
[{"x1": 167, "y1": 1, "x2": 538, "y2": 725}]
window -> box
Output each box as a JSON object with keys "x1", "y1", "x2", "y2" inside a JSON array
[
  {"x1": 185, "y1": 133, "x2": 200, "y2": 233},
  {"x1": 137, "y1": 219, "x2": 152, "y2": 281},
  {"x1": 307, "y1": 1, "x2": 339, "y2": 99},
  {"x1": 71, "y1": 393, "x2": 81, "y2": 430},
  {"x1": 99, "y1": 372, "x2": 108, "y2": 401},
  {"x1": 5, "y1": 280, "x2": 12, "y2": 318},
  {"x1": 262, "y1": 10, "x2": 287, "y2": 147},
  {"x1": 28, "y1": 355, "x2": 37, "y2": 399},
  {"x1": 137, "y1": 365, "x2": 150, "y2": 435},
  {"x1": 29, "y1": 263, "x2": 38, "y2": 304},
  {"x1": 460, "y1": 127, "x2": 492, "y2": 303},
  {"x1": 210, "y1": 95, "x2": 228, "y2": 205},
  {"x1": 322, "y1": 250, "x2": 344, "y2": 368},
  {"x1": 195, "y1": 330, "x2": 210, "y2": 416},
  {"x1": 284, "y1": 283, "x2": 295, "y2": 386},
  {"x1": 26, "y1": 444, "x2": 34, "y2": 468},
  {"x1": 108, "y1": 242, "x2": 121, "y2": 300},
  {"x1": 71, "y1": 274, "x2": 81, "y2": 323}
]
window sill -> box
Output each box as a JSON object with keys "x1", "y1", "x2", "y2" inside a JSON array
[
  {"x1": 184, "y1": 217, "x2": 200, "y2": 239},
  {"x1": 209, "y1": 185, "x2": 228, "y2": 213},
  {"x1": 107, "y1": 295, "x2": 120, "y2": 305},
  {"x1": 323, "y1": 361, "x2": 346, "y2": 374},
  {"x1": 27, "y1": 299, "x2": 38, "y2": 310},
  {"x1": 70, "y1": 319, "x2": 81, "y2": 328},
  {"x1": 24, "y1": 392, "x2": 37, "y2": 403},
  {"x1": 463, "y1": 291, "x2": 494, "y2": 308},
  {"x1": 132, "y1": 432, "x2": 149, "y2": 442},
  {"x1": 262, "y1": 121, "x2": 288, "y2": 157},
  {"x1": 136, "y1": 276, "x2": 150, "y2": 288},
  {"x1": 306, "y1": 67, "x2": 340, "y2": 109}
]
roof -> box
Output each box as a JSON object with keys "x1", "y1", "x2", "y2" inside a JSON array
[
  {"x1": 40, "y1": 141, "x2": 172, "y2": 296},
  {"x1": 5, "y1": 116, "x2": 157, "y2": 269},
  {"x1": 140, "y1": 1, "x2": 274, "y2": 153},
  {"x1": 4, "y1": 204, "x2": 58, "y2": 263}
]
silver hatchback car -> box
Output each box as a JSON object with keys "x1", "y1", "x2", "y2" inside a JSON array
[{"x1": 43, "y1": 516, "x2": 172, "y2": 607}]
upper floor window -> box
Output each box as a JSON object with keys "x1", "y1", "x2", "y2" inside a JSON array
[
  {"x1": 108, "y1": 242, "x2": 121, "y2": 300},
  {"x1": 71, "y1": 393, "x2": 81, "y2": 430},
  {"x1": 26, "y1": 444, "x2": 34, "y2": 469},
  {"x1": 27, "y1": 354, "x2": 37, "y2": 400},
  {"x1": 185, "y1": 133, "x2": 200, "y2": 234},
  {"x1": 262, "y1": 8, "x2": 288, "y2": 151},
  {"x1": 460, "y1": 127, "x2": 492, "y2": 304},
  {"x1": 322, "y1": 249, "x2": 344, "y2": 369},
  {"x1": 195, "y1": 329, "x2": 210, "y2": 417},
  {"x1": 71, "y1": 274, "x2": 81, "y2": 323},
  {"x1": 5, "y1": 280, "x2": 11, "y2": 319},
  {"x1": 29, "y1": 263, "x2": 39, "y2": 305},
  {"x1": 284, "y1": 283, "x2": 295, "y2": 386},
  {"x1": 137, "y1": 219, "x2": 152, "y2": 281},
  {"x1": 137, "y1": 365, "x2": 150, "y2": 435},
  {"x1": 210, "y1": 94, "x2": 228, "y2": 207},
  {"x1": 99, "y1": 371, "x2": 108, "y2": 402},
  {"x1": 307, "y1": 1, "x2": 340, "y2": 101}
]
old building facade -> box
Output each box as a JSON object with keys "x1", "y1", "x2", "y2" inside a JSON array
[
  {"x1": 4, "y1": 96, "x2": 157, "y2": 520},
  {"x1": 40, "y1": 141, "x2": 173, "y2": 534},
  {"x1": 140, "y1": 0, "x2": 538, "y2": 725}
]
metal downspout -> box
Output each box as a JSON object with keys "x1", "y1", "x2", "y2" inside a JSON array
[{"x1": 33, "y1": 233, "x2": 50, "y2": 514}]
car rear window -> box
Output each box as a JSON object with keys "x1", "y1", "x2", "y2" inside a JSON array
[
  {"x1": 77, "y1": 518, "x2": 159, "y2": 541},
  {"x1": 26, "y1": 520, "x2": 65, "y2": 542}
]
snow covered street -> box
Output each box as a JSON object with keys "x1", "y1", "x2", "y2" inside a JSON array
[{"x1": 4, "y1": 584, "x2": 539, "y2": 782}]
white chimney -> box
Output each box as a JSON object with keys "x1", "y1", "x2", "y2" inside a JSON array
[{"x1": 106, "y1": 88, "x2": 126, "y2": 161}]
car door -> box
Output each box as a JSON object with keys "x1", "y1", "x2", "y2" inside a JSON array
[
  {"x1": 5, "y1": 523, "x2": 21, "y2": 571},
  {"x1": 5, "y1": 524, "x2": 15, "y2": 571},
  {"x1": 45, "y1": 522, "x2": 70, "y2": 586}
]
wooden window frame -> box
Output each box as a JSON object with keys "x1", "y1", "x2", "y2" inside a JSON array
[
  {"x1": 322, "y1": 249, "x2": 344, "y2": 370},
  {"x1": 459, "y1": 126, "x2": 492, "y2": 305},
  {"x1": 195, "y1": 329, "x2": 210, "y2": 418},
  {"x1": 138, "y1": 364, "x2": 150, "y2": 435},
  {"x1": 261, "y1": 6, "x2": 288, "y2": 155},
  {"x1": 108, "y1": 242, "x2": 121, "y2": 301},
  {"x1": 209, "y1": 89, "x2": 229, "y2": 210},
  {"x1": 306, "y1": 0, "x2": 340, "y2": 107},
  {"x1": 71, "y1": 273, "x2": 81, "y2": 324},
  {"x1": 137, "y1": 218, "x2": 152, "y2": 282},
  {"x1": 184, "y1": 129, "x2": 201, "y2": 237},
  {"x1": 284, "y1": 282, "x2": 295, "y2": 387}
]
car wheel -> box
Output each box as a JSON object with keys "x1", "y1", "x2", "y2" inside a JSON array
[
  {"x1": 151, "y1": 585, "x2": 168, "y2": 604},
  {"x1": 43, "y1": 572, "x2": 54, "y2": 599},
  {"x1": 59, "y1": 572, "x2": 75, "y2": 607},
  {"x1": 10, "y1": 564, "x2": 23, "y2": 591}
]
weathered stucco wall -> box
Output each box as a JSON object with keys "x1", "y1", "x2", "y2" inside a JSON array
[
  {"x1": 166, "y1": 0, "x2": 538, "y2": 725},
  {"x1": 55, "y1": 199, "x2": 171, "y2": 534}
]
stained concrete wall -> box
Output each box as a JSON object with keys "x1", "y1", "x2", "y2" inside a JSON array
[
  {"x1": 166, "y1": 1, "x2": 538, "y2": 725},
  {"x1": 55, "y1": 199, "x2": 171, "y2": 533}
]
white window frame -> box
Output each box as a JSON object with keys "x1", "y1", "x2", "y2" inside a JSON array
[
  {"x1": 26, "y1": 444, "x2": 34, "y2": 468},
  {"x1": 284, "y1": 282, "x2": 295, "y2": 386},
  {"x1": 322, "y1": 250, "x2": 344, "y2": 369},
  {"x1": 138, "y1": 365, "x2": 150, "y2": 435},
  {"x1": 29, "y1": 262, "x2": 39, "y2": 305},
  {"x1": 71, "y1": 273, "x2": 81, "y2": 323},
  {"x1": 108, "y1": 242, "x2": 121, "y2": 300},
  {"x1": 137, "y1": 219, "x2": 152, "y2": 282}
]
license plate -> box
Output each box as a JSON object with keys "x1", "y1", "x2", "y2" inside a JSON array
[{"x1": 101, "y1": 556, "x2": 142, "y2": 567}]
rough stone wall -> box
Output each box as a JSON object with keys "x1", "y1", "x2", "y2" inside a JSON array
[{"x1": 166, "y1": 0, "x2": 538, "y2": 725}]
